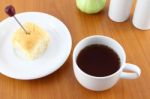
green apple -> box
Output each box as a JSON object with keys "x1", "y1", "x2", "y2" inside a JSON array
[{"x1": 76, "y1": 0, "x2": 106, "y2": 14}]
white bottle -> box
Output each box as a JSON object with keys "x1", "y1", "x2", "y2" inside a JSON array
[
  {"x1": 133, "y1": 0, "x2": 150, "y2": 30},
  {"x1": 108, "y1": 0, "x2": 133, "y2": 22}
]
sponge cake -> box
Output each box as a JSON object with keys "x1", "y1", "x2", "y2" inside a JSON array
[{"x1": 12, "y1": 22, "x2": 50, "y2": 60}]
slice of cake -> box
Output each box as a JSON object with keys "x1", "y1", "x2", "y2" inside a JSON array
[{"x1": 12, "y1": 22, "x2": 50, "y2": 60}]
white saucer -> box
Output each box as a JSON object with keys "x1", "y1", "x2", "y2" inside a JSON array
[{"x1": 0, "y1": 12, "x2": 72, "y2": 80}]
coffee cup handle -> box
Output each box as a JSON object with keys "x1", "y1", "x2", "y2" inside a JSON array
[{"x1": 120, "y1": 63, "x2": 141, "y2": 79}]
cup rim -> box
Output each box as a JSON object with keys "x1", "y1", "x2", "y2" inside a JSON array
[{"x1": 73, "y1": 35, "x2": 126, "y2": 79}]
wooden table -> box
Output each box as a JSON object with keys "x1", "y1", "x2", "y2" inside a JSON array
[{"x1": 0, "y1": 0, "x2": 149, "y2": 99}]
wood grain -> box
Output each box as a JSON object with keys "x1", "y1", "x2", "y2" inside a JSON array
[{"x1": 0, "y1": 0, "x2": 150, "y2": 99}]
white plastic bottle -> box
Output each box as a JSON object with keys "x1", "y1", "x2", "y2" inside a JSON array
[
  {"x1": 133, "y1": 0, "x2": 150, "y2": 30},
  {"x1": 108, "y1": 0, "x2": 133, "y2": 22}
]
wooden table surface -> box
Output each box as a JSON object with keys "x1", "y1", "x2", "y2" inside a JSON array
[{"x1": 0, "y1": 0, "x2": 150, "y2": 99}]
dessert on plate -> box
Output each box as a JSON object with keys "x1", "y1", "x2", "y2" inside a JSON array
[{"x1": 12, "y1": 22, "x2": 50, "y2": 60}]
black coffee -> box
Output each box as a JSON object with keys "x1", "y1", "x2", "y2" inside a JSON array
[{"x1": 77, "y1": 44, "x2": 120, "y2": 77}]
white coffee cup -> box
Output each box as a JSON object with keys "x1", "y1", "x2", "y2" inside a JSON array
[{"x1": 73, "y1": 35, "x2": 141, "y2": 91}]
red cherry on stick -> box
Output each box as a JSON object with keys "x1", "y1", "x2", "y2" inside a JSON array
[
  {"x1": 5, "y1": 5, "x2": 30, "y2": 34},
  {"x1": 5, "y1": 5, "x2": 16, "y2": 17}
]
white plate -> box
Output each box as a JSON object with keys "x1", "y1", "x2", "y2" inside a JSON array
[{"x1": 0, "y1": 12, "x2": 72, "y2": 80}]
